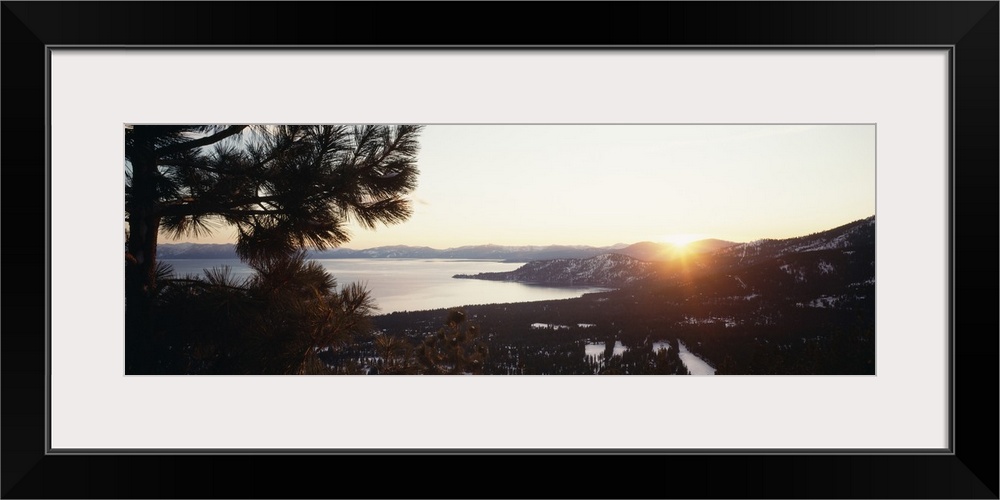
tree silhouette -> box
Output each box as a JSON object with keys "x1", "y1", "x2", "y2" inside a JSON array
[
  {"x1": 125, "y1": 125, "x2": 423, "y2": 372},
  {"x1": 372, "y1": 333, "x2": 414, "y2": 374},
  {"x1": 414, "y1": 310, "x2": 488, "y2": 374},
  {"x1": 152, "y1": 251, "x2": 379, "y2": 374}
]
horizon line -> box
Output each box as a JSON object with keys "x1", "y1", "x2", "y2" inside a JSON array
[{"x1": 157, "y1": 214, "x2": 875, "y2": 251}]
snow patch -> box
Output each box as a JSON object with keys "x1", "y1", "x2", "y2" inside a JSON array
[
  {"x1": 807, "y1": 296, "x2": 839, "y2": 308},
  {"x1": 583, "y1": 341, "x2": 628, "y2": 360},
  {"x1": 584, "y1": 342, "x2": 604, "y2": 357},
  {"x1": 729, "y1": 275, "x2": 748, "y2": 289},
  {"x1": 677, "y1": 340, "x2": 715, "y2": 375},
  {"x1": 779, "y1": 264, "x2": 807, "y2": 283},
  {"x1": 681, "y1": 316, "x2": 737, "y2": 328},
  {"x1": 849, "y1": 277, "x2": 876, "y2": 287},
  {"x1": 531, "y1": 323, "x2": 570, "y2": 330}
]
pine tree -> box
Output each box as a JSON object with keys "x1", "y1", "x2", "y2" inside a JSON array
[
  {"x1": 125, "y1": 125, "x2": 423, "y2": 372},
  {"x1": 414, "y1": 310, "x2": 488, "y2": 375}
]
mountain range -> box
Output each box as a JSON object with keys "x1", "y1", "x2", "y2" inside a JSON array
[
  {"x1": 157, "y1": 217, "x2": 874, "y2": 297},
  {"x1": 375, "y1": 215, "x2": 877, "y2": 375},
  {"x1": 453, "y1": 216, "x2": 875, "y2": 289},
  {"x1": 157, "y1": 239, "x2": 736, "y2": 262},
  {"x1": 454, "y1": 253, "x2": 656, "y2": 287}
]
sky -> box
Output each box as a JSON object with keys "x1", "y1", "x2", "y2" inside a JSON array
[{"x1": 162, "y1": 124, "x2": 875, "y2": 249}]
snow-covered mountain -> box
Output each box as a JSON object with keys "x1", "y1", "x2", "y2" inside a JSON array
[
  {"x1": 452, "y1": 216, "x2": 875, "y2": 293},
  {"x1": 713, "y1": 216, "x2": 875, "y2": 267},
  {"x1": 155, "y1": 243, "x2": 614, "y2": 261},
  {"x1": 640, "y1": 215, "x2": 876, "y2": 313},
  {"x1": 454, "y1": 253, "x2": 655, "y2": 287},
  {"x1": 615, "y1": 239, "x2": 736, "y2": 261},
  {"x1": 311, "y1": 243, "x2": 665, "y2": 261},
  {"x1": 155, "y1": 217, "x2": 872, "y2": 277},
  {"x1": 158, "y1": 240, "x2": 734, "y2": 262},
  {"x1": 156, "y1": 243, "x2": 237, "y2": 259}
]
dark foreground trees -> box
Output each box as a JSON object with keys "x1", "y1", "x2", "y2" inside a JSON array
[
  {"x1": 155, "y1": 252, "x2": 377, "y2": 374},
  {"x1": 125, "y1": 125, "x2": 423, "y2": 373}
]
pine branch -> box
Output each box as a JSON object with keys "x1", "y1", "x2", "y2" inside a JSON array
[{"x1": 155, "y1": 125, "x2": 248, "y2": 157}]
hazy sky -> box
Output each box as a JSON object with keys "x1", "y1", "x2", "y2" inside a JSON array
[{"x1": 164, "y1": 124, "x2": 875, "y2": 248}]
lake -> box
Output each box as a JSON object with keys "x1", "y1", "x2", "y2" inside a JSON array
[{"x1": 161, "y1": 258, "x2": 610, "y2": 314}]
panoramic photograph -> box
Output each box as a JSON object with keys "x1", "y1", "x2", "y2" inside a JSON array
[{"x1": 125, "y1": 124, "x2": 875, "y2": 375}]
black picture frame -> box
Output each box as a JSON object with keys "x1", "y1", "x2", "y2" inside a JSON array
[{"x1": 3, "y1": 2, "x2": 996, "y2": 498}]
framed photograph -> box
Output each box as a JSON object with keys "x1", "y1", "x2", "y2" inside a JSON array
[
  {"x1": 121, "y1": 122, "x2": 877, "y2": 378},
  {"x1": 4, "y1": 2, "x2": 996, "y2": 498}
]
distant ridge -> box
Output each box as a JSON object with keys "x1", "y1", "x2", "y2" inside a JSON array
[
  {"x1": 157, "y1": 243, "x2": 238, "y2": 259},
  {"x1": 712, "y1": 215, "x2": 875, "y2": 267},
  {"x1": 157, "y1": 217, "x2": 873, "y2": 265},
  {"x1": 454, "y1": 253, "x2": 654, "y2": 287},
  {"x1": 615, "y1": 239, "x2": 736, "y2": 262},
  {"x1": 158, "y1": 239, "x2": 736, "y2": 262},
  {"x1": 449, "y1": 216, "x2": 875, "y2": 288}
]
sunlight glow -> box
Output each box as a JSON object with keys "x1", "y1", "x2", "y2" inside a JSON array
[
  {"x1": 155, "y1": 124, "x2": 876, "y2": 247},
  {"x1": 660, "y1": 234, "x2": 705, "y2": 248}
]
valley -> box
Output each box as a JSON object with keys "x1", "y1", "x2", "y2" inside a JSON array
[{"x1": 367, "y1": 216, "x2": 876, "y2": 375}]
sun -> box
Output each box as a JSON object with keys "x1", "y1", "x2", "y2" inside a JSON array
[{"x1": 659, "y1": 233, "x2": 704, "y2": 248}]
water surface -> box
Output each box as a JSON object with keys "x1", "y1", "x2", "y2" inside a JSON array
[{"x1": 162, "y1": 258, "x2": 610, "y2": 314}]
